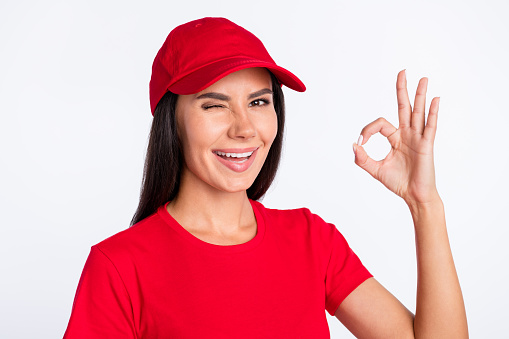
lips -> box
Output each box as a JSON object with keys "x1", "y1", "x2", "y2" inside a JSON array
[
  {"x1": 211, "y1": 146, "x2": 259, "y2": 154},
  {"x1": 212, "y1": 147, "x2": 259, "y2": 172}
]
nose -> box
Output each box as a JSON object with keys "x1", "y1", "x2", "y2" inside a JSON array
[{"x1": 227, "y1": 106, "x2": 256, "y2": 140}]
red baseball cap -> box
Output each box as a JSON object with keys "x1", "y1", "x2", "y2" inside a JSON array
[{"x1": 149, "y1": 17, "x2": 306, "y2": 114}]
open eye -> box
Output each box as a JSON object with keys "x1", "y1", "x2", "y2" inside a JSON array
[{"x1": 249, "y1": 98, "x2": 270, "y2": 107}]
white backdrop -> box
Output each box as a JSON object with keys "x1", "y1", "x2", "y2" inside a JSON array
[{"x1": 1, "y1": 0, "x2": 508, "y2": 338}]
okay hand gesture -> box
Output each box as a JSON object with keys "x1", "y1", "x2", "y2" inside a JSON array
[{"x1": 353, "y1": 70, "x2": 441, "y2": 207}]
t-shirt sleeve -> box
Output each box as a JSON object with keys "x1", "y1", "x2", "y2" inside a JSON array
[
  {"x1": 63, "y1": 245, "x2": 137, "y2": 339},
  {"x1": 323, "y1": 220, "x2": 373, "y2": 316}
]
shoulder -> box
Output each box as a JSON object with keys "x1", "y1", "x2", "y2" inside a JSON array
[
  {"x1": 252, "y1": 199, "x2": 326, "y2": 222},
  {"x1": 91, "y1": 208, "x2": 167, "y2": 262},
  {"x1": 251, "y1": 199, "x2": 336, "y2": 236}
]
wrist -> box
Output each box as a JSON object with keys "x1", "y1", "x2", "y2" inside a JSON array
[{"x1": 406, "y1": 195, "x2": 444, "y2": 218}]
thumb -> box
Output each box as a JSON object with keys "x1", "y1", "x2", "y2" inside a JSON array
[{"x1": 353, "y1": 142, "x2": 379, "y2": 179}]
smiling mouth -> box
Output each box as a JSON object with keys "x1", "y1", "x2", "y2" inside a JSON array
[{"x1": 212, "y1": 150, "x2": 255, "y2": 163}]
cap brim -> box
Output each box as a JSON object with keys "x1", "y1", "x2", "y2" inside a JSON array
[{"x1": 168, "y1": 57, "x2": 306, "y2": 95}]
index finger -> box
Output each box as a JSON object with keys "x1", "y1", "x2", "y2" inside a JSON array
[{"x1": 396, "y1": 69, "x2": 412, "y2": 127}]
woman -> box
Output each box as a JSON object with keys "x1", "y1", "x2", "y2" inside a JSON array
[{"x1": 63, "y1": 17, "x2": 468, "y2": 338}]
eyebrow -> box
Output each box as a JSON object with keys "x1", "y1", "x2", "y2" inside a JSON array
[{"x1": 195, "y1": 88, "x2": 273, "y2": 101}]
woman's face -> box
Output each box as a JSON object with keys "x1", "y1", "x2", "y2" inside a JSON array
[{"x1": 175, "y1": 67, "x2": 278, "y2": 195}]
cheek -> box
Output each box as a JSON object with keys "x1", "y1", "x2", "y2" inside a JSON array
[
  {"x1": 260, "y1": 112, "x2": 278, "y2": 146},
  {"x1": 179, "y1": 115, "x2": 226, "y2": 156}
]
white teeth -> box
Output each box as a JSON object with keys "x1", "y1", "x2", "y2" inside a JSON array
[{"x1": 215, "y1": 150, "x2": 254, "y2": 158}]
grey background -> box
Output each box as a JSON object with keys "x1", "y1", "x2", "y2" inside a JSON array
[{"x1": 1, "y1": 0, "x2": 507, "y2": 337}]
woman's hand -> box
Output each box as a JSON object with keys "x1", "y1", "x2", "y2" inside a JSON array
[
  {"x1": 353, "y1": 70, "x2": 441, "y2": 207},
  {"x1": 350, "y1": 70, "x2": 468, "y2": 338}
]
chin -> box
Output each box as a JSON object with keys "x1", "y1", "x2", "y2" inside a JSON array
[{"x1": 213, "y1": 176, "x2": 258, "y2": 194}]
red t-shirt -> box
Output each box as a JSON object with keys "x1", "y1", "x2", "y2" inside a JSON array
[{"x1": 63, "y1": 199, "x2": 372, "y2": 338}]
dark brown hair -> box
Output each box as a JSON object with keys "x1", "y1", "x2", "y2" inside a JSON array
[{"x1": 130, "y1": 70, "x2": 285, "y2": 226}]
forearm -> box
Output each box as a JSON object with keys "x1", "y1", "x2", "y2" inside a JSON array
[{"x1": 408, "y1": 198, "x2": 468, "y2": 338}]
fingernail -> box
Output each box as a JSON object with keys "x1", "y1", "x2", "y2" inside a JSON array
[
  {"x1": 357, "y1": 135, "x2": 363, "y2": 146},
  {"x1": 352, "y1": 143, "x2": 357, "y2": 155}
]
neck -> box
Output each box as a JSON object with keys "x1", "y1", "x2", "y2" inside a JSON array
[{"x1": 167, "y1": 169, "x2": 256, "y2": 236}]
